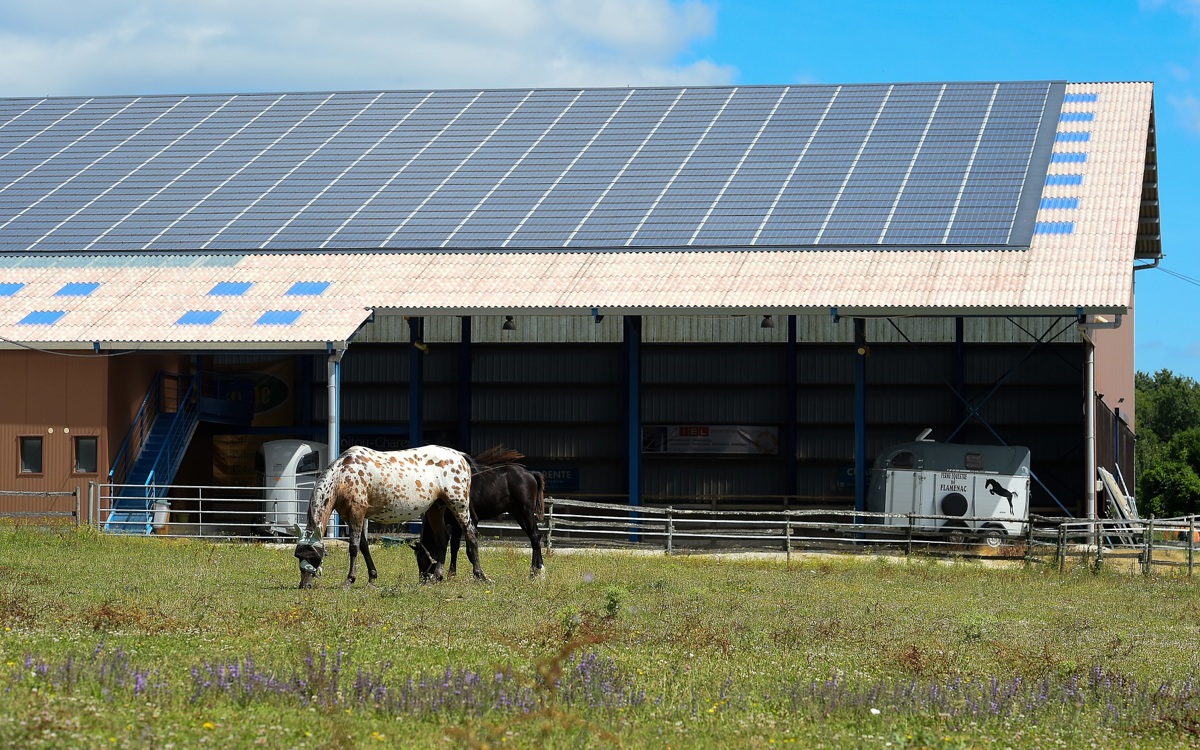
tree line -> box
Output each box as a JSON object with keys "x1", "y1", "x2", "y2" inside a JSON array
[{"x1": 1135, "y1": 369, "x2": 1200, "y2": 518}]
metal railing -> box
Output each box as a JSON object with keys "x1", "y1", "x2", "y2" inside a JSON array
[
  {"x1": 109, "y1": 371, "x2": 187, "y2": 489},
  {"x1": 84, "y1": 481, "x2": 1200, "y2": 576},
  {"x1": 1, "y1": 489, "x2": 82, "y2": 525}
]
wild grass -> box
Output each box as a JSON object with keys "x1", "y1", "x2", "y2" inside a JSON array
[{"x1": 2, "y1": 524, "x2": 1200, "y2": 748}]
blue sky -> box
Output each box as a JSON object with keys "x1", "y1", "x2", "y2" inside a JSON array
[{"x1": 1, "y1": 0, "x2": 1197, "y2": 378}]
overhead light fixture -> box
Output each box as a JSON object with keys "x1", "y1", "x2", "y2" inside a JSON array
[
  {"x1": 761, "y1": 315, "x2": 775, "y2": 329},
  {"x1": 502, "y1": 315, "x2": 516, "y2": 331}
]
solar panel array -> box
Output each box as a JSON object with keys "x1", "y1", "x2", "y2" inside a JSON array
[{"x1": 0, "y1": 82, "x2": 1060, "y2": 253}]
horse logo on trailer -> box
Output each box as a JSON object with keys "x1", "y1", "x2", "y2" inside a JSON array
[{"x1": 984, "y1": 478, "x2": 1019, "y2": 514}]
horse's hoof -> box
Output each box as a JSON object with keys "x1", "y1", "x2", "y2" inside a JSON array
[{"x1": 529, "y1": 567, "x2": 546, "y2": 581}]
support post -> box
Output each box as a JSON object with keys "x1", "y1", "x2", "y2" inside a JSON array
[
  {"x1": 625, "y1": 315, "x2": 642, "y2": 541},
  {"x1": 854, "y1": 318, "x2": 868, "y2": 522},
  {"x1": 327, "y1": 347, "x2": 344, "y2": 457},
  {"x1": 409, "y1": 317, "x2": 424, "y2": 448},
  {"x1": 953, "y1": 317, "x2": 965, "y2": 434},
  {"x1": 459, "y1": 316, "x2": 473, "y2": 452},
  {"x1": 1084, "y1": 333, "x2": 1097, "y2": 532},
  {"x1": 786, "y1": 315, "x2": 798, "y2": 504}
]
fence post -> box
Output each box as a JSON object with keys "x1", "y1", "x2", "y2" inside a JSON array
[
  {"x1": 785, "y1": 514, "x2": 792, "y2": 564},
  {"x1": 1058, "y1": 524, "x2": 1066, "y2": 573},
  {"x1": 1024, "y1": 519, "x2": 1035, "y2": 565},
  {"x1": 666, "y1": 506, "x2": 674, "y2": 556},
  {"x1": 546, "y1": 500, "x2": 555, "y2": 550},
  {"x1": 73, "y1": 486, "x2": 81, "y2": 527},
  {"x1": 88, "y1": 482, "x2": 95, "y2": 528},
  {"x1": 1094, "y1": 521, "x2": 1104, "y2": 571},
  {"x1": 1143, "y1": 517, "x2": 1155, "y2": 576},
  {"x1": 905, "y1": 513, "x2": 914, "y2": 556},
  {"x1": 1190, "y1": 515, "x2": 1196, "y2": 578}
]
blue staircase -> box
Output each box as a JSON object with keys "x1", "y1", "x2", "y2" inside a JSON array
[{"x1": 105, "y1": 373, "x2": 201, "y2": 534}]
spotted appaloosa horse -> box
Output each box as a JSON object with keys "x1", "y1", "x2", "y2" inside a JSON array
[
  {"x1": 293, "y1": 445, "x2": 486, "y2": 588},
  {"x1": 412, "y1": 447, "x2": 546, "y2": 582}
]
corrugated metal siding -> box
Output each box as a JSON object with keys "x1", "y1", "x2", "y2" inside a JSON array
[
  {"x1": 294, "y1": 331, "x2": 1087, "y2": 510},
  {"x1": 352, "y1": 314, "x2": 1084, "y2": 345}
]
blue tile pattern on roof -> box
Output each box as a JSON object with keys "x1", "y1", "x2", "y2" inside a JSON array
[
  {"x1": 0, "y1": 282, "x2": 24, "y2": 296},
  {"x1": 256, "y1": 310, "x2": 302, "y2": 325},
  {"x1": 1054, "y1": 131, "x2": 1091, "y2": 143},
  {"x1": 286, "y1": 281, "x2": 330, "y2": 296},
  {"x1": 1040, "y1": 197, "x2": 1080, "y2": 210},
  {"x1": 18, "y1": 310, "x2": 65, "y2": 325},
  {"x1": 0, "y1": 81, "x2": 1062, "y2": 252},
  {"x1": 1045, "y1": 174, "x2": 1084, "y2": 186},
  {"x1": 1050, "y1": 152, "x2": 1087, "y2": 163},
  {"x1": 55, "y1": 282, "x2": 100, "y2": 296},
  {"x1": 176, "y1": 310, "x2": 222, "y2": 325},
  {"x1": 1058, "y1": 112, "x2": 1094, "y2": 122},
  {"x1": 209, "y1": 281, "x2": 252, "y2": 296},
  {"x1": 1063, "y1": 93, "x2": 1098, "y2": 103},
  {"x1": 1034, "y1": 221, "x2": 1075, "y2": 235}
]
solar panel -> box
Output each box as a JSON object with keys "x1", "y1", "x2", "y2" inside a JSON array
[{"x1": 0, "y1": 82, "x2": 1064, "y2": 254}]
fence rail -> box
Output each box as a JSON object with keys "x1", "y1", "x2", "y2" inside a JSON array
[
  {"x1": 0, "y1": 488, "x2": 82, "y2": 525},
  {"x1": 76, "y1": 482, "x2": 1200, "y2": 575}
]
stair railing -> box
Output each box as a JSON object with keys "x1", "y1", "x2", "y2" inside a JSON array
[
  {"x1": 109, "y1": 371, "x2": 165, "y2": 489},
  {"x1": 140, "y1": 376, "x2": 200, "y2": 499}
]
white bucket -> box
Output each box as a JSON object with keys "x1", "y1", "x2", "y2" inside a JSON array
[{"x1": 152, "y1": 500, "x2": 171, "y2": 530}]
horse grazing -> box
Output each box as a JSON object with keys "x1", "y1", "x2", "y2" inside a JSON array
[
  {"x1": 293, "y1": 445, "x2": 486, "y2": 589},
  {"x1": 412, "y1": 446, "x2": 546, "y2": 582}
]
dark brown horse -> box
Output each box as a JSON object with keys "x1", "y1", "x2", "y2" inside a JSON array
[
  {"x1": 293, "y1": 445, "x2": 486, "y2": 588},
  {"x1": 412, "y1": 446, "x2": 545, "y2": 582}
]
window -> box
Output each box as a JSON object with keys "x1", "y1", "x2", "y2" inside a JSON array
[
  {"x1": 75, "y1": 436, "x2": 98, "y2": 474},
  {"x1": 19, "y1": 436, "x2": 43, "y2": 474},
  {"x1": 297, "y1": 451, "x2": 321, "y2": 474},
  {"x1": 889, "y1": 451, "x2": 914, "y2": 469}
]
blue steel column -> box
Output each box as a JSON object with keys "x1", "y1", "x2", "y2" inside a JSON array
[
  {"x1": 459, "y1": 317, "x2": 473, "y2": 452},
  {"x1": 408, "y1": 317, "x2": 424, "y2": 448},
  {"x1": 854, "y1": 318, "x2": 867, "y2": 518},
  {"x1": 953, "y1": 317, "x2": 965, "y2": 437},
  {"x1": 625, "y1": 315, "x2": 642, "y2": 540},
  {"x1": 786, "y1": 315, "x2": 798, "y2": 505}
]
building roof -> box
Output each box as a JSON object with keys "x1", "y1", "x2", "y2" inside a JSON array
[{"x1": 0, "y1": 80, "x2": 1160, "y2": 350}]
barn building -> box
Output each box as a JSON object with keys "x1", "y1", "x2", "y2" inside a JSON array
[{"x1": 0, "y1": 80, "x2": 1160, "y2": 529}]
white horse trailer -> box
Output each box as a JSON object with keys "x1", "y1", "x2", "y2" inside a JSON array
[
  {"x1": 867, "y1": 439, "x2": 1031, "y2": 547},
  {"x1": 256, "y1": 439, "x2": 328, "y2": 537}
]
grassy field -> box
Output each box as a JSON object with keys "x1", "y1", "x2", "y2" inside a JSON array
[{"x1": 2, "y1": 524, "x2": 1200, "y2": 749}]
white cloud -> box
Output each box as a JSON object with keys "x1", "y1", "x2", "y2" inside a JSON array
[
  {"x1": 0, "y1": 0, "x2": 733, "y2": 97},
  {"x1": 1170, "y1": 92, "x2": 1200, "y2": 134}
]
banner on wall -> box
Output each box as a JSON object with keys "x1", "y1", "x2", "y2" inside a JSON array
[
  {"x1": 211, "y1": 359, "x2": 296, "y2": 487},
  {"x1": 641, "y1": 425, "x2": 779, "y2": 455}
]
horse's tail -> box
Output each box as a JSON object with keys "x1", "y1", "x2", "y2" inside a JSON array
[
  {"x1": 462, "y1": 450, "x2": 483, "y2": 474},
  {"x1": 533, "y1": 471, "x2": 546, "y2": 523},
  {"x1": 475, "y1": 444, "x2": 525, "y2": 467}
]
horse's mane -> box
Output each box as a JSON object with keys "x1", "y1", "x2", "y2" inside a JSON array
[{"x1": 474, "y1": 445, "x2": 525, "y2": 467}]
